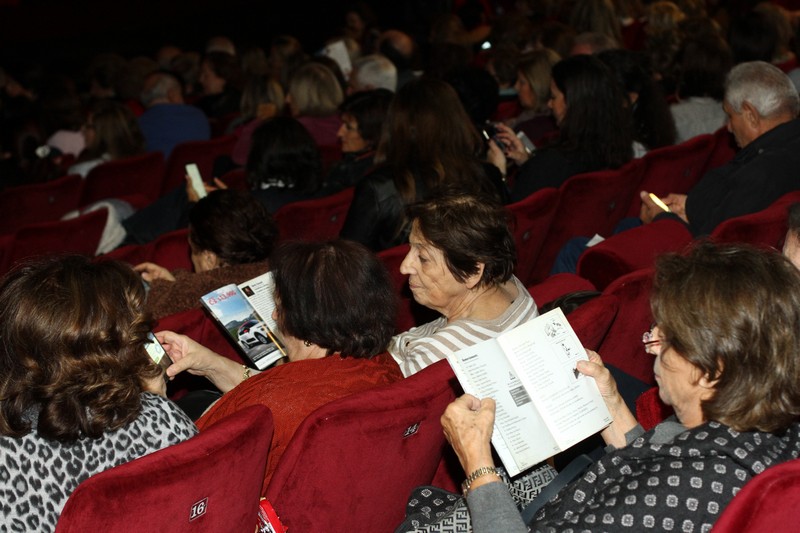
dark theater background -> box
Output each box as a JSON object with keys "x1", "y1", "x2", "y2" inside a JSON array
[{"x1": 0, "y1": 0, "x2": 438, "y2": 74}]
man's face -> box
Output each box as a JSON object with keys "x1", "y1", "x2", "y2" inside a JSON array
[{"x1": 723, "y1": 100, "x2": 757, "y2": 148}]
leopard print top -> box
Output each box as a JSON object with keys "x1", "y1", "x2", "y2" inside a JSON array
[{"x1": 0, "y1": 393, "x2": 198, "y2": 532}]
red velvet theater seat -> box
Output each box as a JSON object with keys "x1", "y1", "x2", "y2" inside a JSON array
[
  {"x1": 507, "y1": 187, "x2": 559, "y2": 286},
  {"x1": 713, "y1": 458, "x2": 800, "y2": 532},
  {"x1": 273, "y1": 186, "x2": 354, "y2": 241},
  {"x1": 266, "y1": 359, "x2": 459, "y2": 533},
  {"x1": 55, "y1": 405, "x2": 274, "y2": 533}
]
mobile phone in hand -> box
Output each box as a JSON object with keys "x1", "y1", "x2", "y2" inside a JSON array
[
  {"x1": 185, "y1": 163, "x2": 208, "y2": 199},
  {"x1": 648, "y1": 193, "x2": 671, "y2": 212},
  {"x1": 145, "y1": 332, "x2": 173, "y2": 381}
]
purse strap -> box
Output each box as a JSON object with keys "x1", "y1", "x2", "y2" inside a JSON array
[{"x1": 520, "y1": 454, "x2": 594, "y2": 525}]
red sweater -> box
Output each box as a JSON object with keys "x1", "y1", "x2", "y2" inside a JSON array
[{"x1": 196, "y1": 353, "x2": 403, "y2": 495}]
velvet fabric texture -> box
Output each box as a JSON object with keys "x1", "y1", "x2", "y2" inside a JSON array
[
  {"x1": 103, "y1": 228, "x2": 193, "y2": 271},
  {"x1": 508, "y1": 188, "x2": 559, "y2": 286},
  {"x1": 635, "y1": 386, "x2": 675, "y2": 431},
  {"x1": 713, "y1": 457, "x2": 800, "y2": 532},
  {"x1": 265, "y1": 359, "x2": 459, "y2": 533},
  {"x1": 576, "y1": 219, "x2": 693, "y2": 290},
  {"x1": 197, "y1": 353, "x2": 404, "y2": 495},
  {"x1": 0, "y1": 174, "x2": 83, "y2": 234},
  {"x1": 81, "y1": 152, "x2": 165, "y2": 208},
  {"x1": 530, "y1": 160, "x2": 646, "y2": 283},
  {"x1": 1, "y1": 209, "x2": 107, "y2": 278},
  {"x1": 55, "y1": 405, "x2": 273, "y2": 533},
  {"x1": 273, "y1": 186, "x2": 354, "y2": 240},
  {"x1": 527, "y1": 273, "x2": 596, "y2": 308},
  {"x1": 623, "y1": 134, "x2": 715, "y2": 217},
  {"x1": 596, "y1": 268, "x2": 656, "y2": 385},
  {"x1": 713, "y1": 190, "x2": 800, "y2": 247}
]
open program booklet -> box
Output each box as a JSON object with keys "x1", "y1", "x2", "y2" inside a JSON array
[
  {"x1": 447, "y1": 308, "x2": 612, "y2": 477},
  {"x1": 200, "y1": 271, "x2": 286, "y2": 370}
]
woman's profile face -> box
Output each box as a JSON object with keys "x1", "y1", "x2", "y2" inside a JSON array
[
  {"x1": 646, "y1": 325, "x2": 710, "y2": 428},
  {"x1": 399, "y1": 223, "x2": 471, "y2": 316},
  {"x1": 337, "y1": 113, "x2": 368, "y2": 153},
  {"x1": 199, "y1": 61, "x2": 225, "y2": 96},
  {"x1": 514, "y1": 72, "x2": 536, "y2": 109},
  {"x1": 548, "y1": 80, "x2": 567, "y2": 125}
]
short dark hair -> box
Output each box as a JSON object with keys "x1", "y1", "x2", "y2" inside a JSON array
[
  {"x1": 407, "y1": 195, "x2": 515, "y2": 287},
  {"x1": 203, "y1": 51, "x2": 243, "y2": 90},
  {"x1": 651, "y1": 242, "x2": 800, "y2": 432},
  {"x1": 271, "y1": 240, "x2": 396, "y2": 359},
  {"x1": 188, "y1": 189, "x2": 278, "y2": 265},
  {"x1": 339, "y1": 89, "x2": 394, "y2": 148},
  {"x1": 0, "y1": 256, "x2": 160, "y2": 442},
  {"x1": 245, "y1": 116, "x2": 322, "y2": 194}
]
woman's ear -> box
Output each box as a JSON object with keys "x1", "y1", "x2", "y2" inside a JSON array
[
  {"x1": 465, "y1": 264, "x2": 485, "y2": 290},
  {"x1": 199, "y1": 250, "x2": 221, "y2": 271}
]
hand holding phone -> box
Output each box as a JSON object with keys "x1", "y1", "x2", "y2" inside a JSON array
[
  {"x1": 185, "y1": 163, "x2": 207, "y2": 200},
  {"x1": 648, "y1": 193, "x2": 671, "y2": 212},
  {"x1": 145, "y1": 332, "x2": 173, "y2": 382}
]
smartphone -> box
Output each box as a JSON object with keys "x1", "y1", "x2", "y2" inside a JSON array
[
  {"x1": 185, "y1": 163, "x2": 208, "y2": 199},
  {"x1": 145, "y1": 332, "x2": 173, "y2": 381},
  {"x1": 516, "y1": 131, "x2": 536, "y2": 155},
  {"x1": 482, "y1": 123, "x2": 507, "y2": 150},
  {"x1": 648, "y1": 193, "x2": 671, "y2": 212}
]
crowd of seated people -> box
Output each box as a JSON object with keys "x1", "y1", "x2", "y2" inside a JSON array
[{"x1": 6, "y1": 2, "x2": 800, "y2": 531}]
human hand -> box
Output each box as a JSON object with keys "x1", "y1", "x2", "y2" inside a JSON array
[
  {"x1": 494, "y1": 123, "x2": 529, "y2": 166},
  {"x1": 487, "y1": 139, "x2": 507, "y2": 178},
  {"x1": 441, "y1": 394, "x2": 497, "y2": 474},
  {"x1": 639, "y1": 190, "x2": 668, "y2": 224},
  {"x1": 157, "y1": 330, "x2": 252, "y2": 394},
  {"x1": 185, "y1": 175, "x2": 226, "y2": 202},
  {"x1": 134, "y1": 262, "x2": 176, "y2": 283},
  {"x1": 663, "y1": 193, "x2": 688, "y2": 222}
]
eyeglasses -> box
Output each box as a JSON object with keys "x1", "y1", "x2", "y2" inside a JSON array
[{"x1": 642, "y1": 323, "x2": 662, "y2": 354}]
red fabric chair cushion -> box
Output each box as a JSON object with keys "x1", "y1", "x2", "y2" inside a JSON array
[
  {"x1": 576, "y1": 218, "x2": 693, "y2": 290},
  {"x1": 265, "y1": 359, "x2": 459, "y2": 533},
  {"x1": 712, "y1": 458, "x2": 800, "y2": 532},
  {"x1": 273, "y1": 187, "x2": 354, "y2": 241},
  {"x1": 508, "y1": 187, "x2": 559, "y2": 285},
  {"x1": 635, "y1": 386, "x2": 674, "y2": 430},
  {"x1": 528, "y1": 273, "x2": 596, "y2": 308},
  {"x1": 55, "y1": 405, "x2": 274, "y2": 533}
]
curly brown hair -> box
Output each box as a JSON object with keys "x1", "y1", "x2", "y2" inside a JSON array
[{"x1": 0, "y1": 256, "x2": 161, "y2": 442}]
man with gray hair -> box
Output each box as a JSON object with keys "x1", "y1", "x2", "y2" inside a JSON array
[
  {"x1": 641, "y1": 61, "x2": 800, "y2": 236},
  {"x1": 138, "y1": 71, "x2": 210, "y2": 158},
  {"x1": 348, "y1": 54, "x2": 397, "y2": 93}
]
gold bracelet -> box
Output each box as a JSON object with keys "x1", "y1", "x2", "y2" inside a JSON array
[
  {"x1": 242, "y1": 365, "x2": 251, "y2": 382},
  {"x1": 461, "y1": 466, "x2": 498, "y2": 496}
]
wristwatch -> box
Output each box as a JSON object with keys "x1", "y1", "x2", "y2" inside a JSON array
[{"x1": 462, "y1": 466, "x2": 498, "y2": 496}]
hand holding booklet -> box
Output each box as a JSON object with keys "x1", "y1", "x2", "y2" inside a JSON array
[
  {"x1": 200, "y1": 271, "x2": 286, "y2": 370},
  {"x1": 446, "y1": 308, "x2": 612, "y2": 476}
]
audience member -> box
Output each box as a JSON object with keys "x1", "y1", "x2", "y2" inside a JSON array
[
  {"x1": 348, "y1": 54, "x2": 397, "y2": 93},
  {"x1": 158, "y1": 239, "x2": 403, "y2": 494},
  {"x1": 229, "y1": 75, "x2": 285, "y2": 167},
  {"x1": 196, "y1": 51, "x2": 242, "y2": 119},
  {"x1": 783, "y1": 202, "x2": 800, "y2": 270},
  {"x1": 507, "y1": 49, "x2": 560, "y2": 142},
  {"x1": 389, "y1": 195, "x2": 539, "y2": 377},
  {"x1": 670, "y1": 34, "x2": 732, "y2": 142},
  {"x1": 135, "y1": 190, "x2": 277, "y2": 320},
  {"x1": 569, "y1": 0, "x2": 622, "y2": 48},
  {"x1": 287, "y1": 62, "x2": 344, "y2": 147},
  {"x1": 378, "y1": 29, "x2": 418, "y2": 89},
  {"x1": 326, "y1": 88, "x2": 393, "y2": 191},
  {"x1": 444, "y1": 242, "x2": 800, "y2": 532},
  {"x1": 138, "y1": 71, "x2": 210, "y2": 158},
  {"x1": 569, "y1": 31, "x2": 618, "y2": 56},
  {"x1": 490, "y1": 54, "x2": 633, "y2": 202},
  {"x1": 598, "y1": 48, "x2": 676, "y2": 152},
  {"x1": 340, "y1": 77, "x2": 507, "y2": 251},
  {"x1": 68, "y1": 99, "x2": 146, "y2": 177},
  {"x1": 0, "y1": 256, "x2": 197, "y2": 532},
  {"x1": 641, "y1": 61, "x2": 800, "y2": 236}
]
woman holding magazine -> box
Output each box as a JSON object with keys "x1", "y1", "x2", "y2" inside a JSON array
[
  {"x1": 157, "y1": 239, "x2": 403, "y2": 495},
  {"x1": 134, "y1": 189, "x2": 278, "y2": 320},
  {"x1": 440, "y1": 243, "x2": 800, "y2": 532}
]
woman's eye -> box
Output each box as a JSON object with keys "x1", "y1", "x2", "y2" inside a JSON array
[{"x1": 418, "y1": 255, "x2": 428, "y2": 264}]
